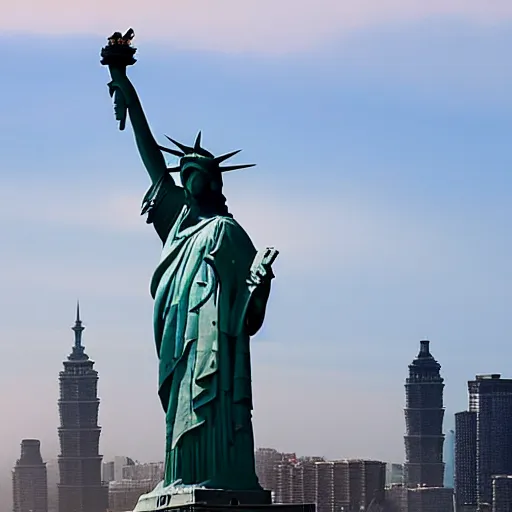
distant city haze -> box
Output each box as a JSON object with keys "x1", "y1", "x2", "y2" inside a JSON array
[{"x1": 1, "y1": 2, "x2": 512, "y2": 511}]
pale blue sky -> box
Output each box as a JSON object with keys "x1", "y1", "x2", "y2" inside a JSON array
[{"x1": 1, "y1": 4, "x2": 512, "y2": 502}]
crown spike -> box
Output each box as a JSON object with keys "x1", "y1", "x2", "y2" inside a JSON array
[
  {"x1": 165, "y1": 135, "x2": 194, "y2": 154},
  {"x1": 194, "y1": 131, "x2": 202, "y2": 151},
  {"x1": 167, "y1": 166, "x2": 181, "y2": 173},
  {"x1": 158, "y1": 145, "x2": 185, "y2": 158},
  {"x1": 213, "y1": 150, "x2": 242, "y2": 164},
  {"x1": 219, "y1": 164, "x2": 256, "y2": 172}
]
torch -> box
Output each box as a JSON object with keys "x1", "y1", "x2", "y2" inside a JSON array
[{"x1": 100, "y1": 28, "x2": 137, "y2": 131}]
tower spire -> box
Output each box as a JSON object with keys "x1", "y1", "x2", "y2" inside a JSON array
[
  {"x1": 72, "y1": 300, "x2": 84, "y2": 349},
  {"x1": 69, "y1": 301, "x2": 88, "y2": 360}
]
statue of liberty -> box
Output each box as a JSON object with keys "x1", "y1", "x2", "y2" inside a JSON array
[{"x1": 100, "y1": 30, "x2": 278, "y2": 492}]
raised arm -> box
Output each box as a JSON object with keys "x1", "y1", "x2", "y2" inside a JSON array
[
  {"x1": 101, "y1": 30, "x2": 174, "y2": 186},
  {"x1": 110, "y1": 68, "x2": 168, "y2": 184}
]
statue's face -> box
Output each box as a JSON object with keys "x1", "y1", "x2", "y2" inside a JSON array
[
  {"x1": 184, "y1": 170, "x2": 207, "y2": 196},
  {"x1": 183, "y1": 170, "x2": 222, "y2": 198}
]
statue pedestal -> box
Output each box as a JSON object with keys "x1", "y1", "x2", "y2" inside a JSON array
[
  {"x1": 132, "y1": 482, "x2": 315, "y2": 512},
  {"x1": 135, "y1": 505, "x2": 315, "y2": 512}
]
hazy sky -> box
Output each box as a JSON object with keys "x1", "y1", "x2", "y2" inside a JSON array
[{"x1": 1, "y1": 1, "x2": 512, "y2": 502}]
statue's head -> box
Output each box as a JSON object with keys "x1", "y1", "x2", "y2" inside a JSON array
[
  {"x1": 159, "y1": 132, "x2": 254, "y2": 212},
  {"x1": 179, "y1": 154, "x2": 224, "y2": 198}
]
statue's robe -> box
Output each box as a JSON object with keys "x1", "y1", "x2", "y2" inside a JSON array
[{"x1": 142, "y1": 175, "x2": 262, "y2": 490}]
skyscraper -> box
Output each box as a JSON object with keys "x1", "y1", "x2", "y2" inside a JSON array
[
  {"x1": 492, "y1": 475, "x2": 512, "y2": 512},
  {"x1": 454, "y1": 411, "x2": 477, "y2": 511},
  {"x1": 57, "y1": 304, "x2": 108, "y2": 512},
  {"x1": 468, "y1": 374, "x2": 512, "y2": 508},
  {"x1": 12, "y1": 439, "x2": 48, "y2": 512},
  {"x1": 444, "y1": 429, "x2": 455, "y2": 488},
  {"x1": 403, "y1": 340, "x2": 445, "y2": 488},
  {"x1": 275, "y1": 459, "x2": 385, "y2": 512}
]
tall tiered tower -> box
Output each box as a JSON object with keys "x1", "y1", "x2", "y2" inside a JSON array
[
  {"x1": 57, "y1": 304, "x2": 108, "y2": 512},
  {"x1": 404, "y1": 340, "x2": 445, "y2": 488},
  {"x1": 12, "y1": 439, "x2": 48, "y2": 512}
]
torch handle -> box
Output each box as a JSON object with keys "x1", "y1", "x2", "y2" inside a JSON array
[{"x1": 114, "y1": 88, "x2": 127, "y2": 131}]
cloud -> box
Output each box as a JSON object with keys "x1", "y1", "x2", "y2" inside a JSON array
[{"x1": 1, "y1": 0, "x2": 512, "y2": 53}]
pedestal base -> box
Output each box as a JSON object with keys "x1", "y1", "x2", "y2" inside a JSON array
[
  {"x1": 132, "y1": 482, "x2": 315, "y2": 512},
  {"x1": 138, "y1": 505, "x2": 315, "y2": 512}
]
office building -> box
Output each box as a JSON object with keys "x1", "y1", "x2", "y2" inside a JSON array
[
  {"x1": 57, "y1": 305, "x2": 108, "y2": 512},
  {"x1": 12, "y1": 439, "x2": 48, "y2": 512},
  {"x1": 384, "y1": 485, "x2": 453, "y2": 512},
  {"x1": 276, "y1": 458, "x2": 385, "y2": 512},
  {"x1": 492, "y1": 475, "x2": 512, "y2": 512},
  {"x1": 404, "y1": 340, "x2": 445, "y2": 488},
  {"x1": 469, "y1": 374, "x2": 512, "y2": 508},
  {"x1": 454, "y1": 411, "x2": 477, "y2": 511}
]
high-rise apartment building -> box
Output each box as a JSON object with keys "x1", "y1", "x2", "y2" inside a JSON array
[
  {"x1": 122, "y1": 462, "x2": 164, "y2": 482},
  {"x1": 468, "y1": 374, "x2": 512, "y2": 508},
  {"x1": 102, "y1": 460, "x2": 164, "y2": 512},
  {"x1": 12, "y1": 439, "x2": 48, "y2": 512},
  {"x1": 102, "y1": 457, "x2": 135, "y2": 483},
  {"x1": 275, "y1": 458, "x2": 385, "y2": 512},
  {"x1": 316, "y1": 461, "x2": 348, "y2": 512},
  {"x1": 406, "y1": 486, "x2": 454, "y2": 512},
  {"x1": 347, "y1": 460, "x2": 386, "y2": 511},
  {"x1": 454, "y1": 411, "x2": 477, "y2": 511},
  {"x1": 255, "y1": 448, "x2": 294, "y2": 493},
  {"x1": 384, "y1": 485, "x2": 408, "y2": 512},
  {"x1": 384, "y1": 485, "x2": 453, "y2": 512},
  {"x1": 404, "y1": 340, "x2": 445, "y2": 488},
  {"x1": 108, "y1": 480, "x2": 157, "y2": 512},
  {"x1": 492, "y1": 475, "x2": 512, "y2": 512},
  {"x1": 57, "y1": 305, "x2": 108, "y2": 512},
  {"x1": 275, "y1": 458, "x2": 298, "y2": 504}
]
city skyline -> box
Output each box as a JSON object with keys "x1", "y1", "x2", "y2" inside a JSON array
[
  {"x1": 1, "y1": 309, "x2": 468, "y2": 468},
  {"x1": 2, "y1": 2, "x2": 512, "y2": 509},
  {"x1": 2, "y1": 318, "x2": 490, "y2": 484}
]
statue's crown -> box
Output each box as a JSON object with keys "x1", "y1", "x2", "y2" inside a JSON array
[{"x1": 159, "y1": 132, "x2": 255, "y2": 175}]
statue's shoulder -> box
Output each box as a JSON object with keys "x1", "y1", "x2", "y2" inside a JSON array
[
  {"x1": 213, "y1": 215, "x2": 248, "y2": 236},
  {"x1": 211, "y1": 215, "x2": 255, "y2": 252},
  {"x1": 143, "y1": 176, "x2": 186, "y2": 243}
]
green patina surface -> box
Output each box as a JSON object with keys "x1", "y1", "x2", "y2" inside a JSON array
[{"x1": 101, "y1": 30, "x2": 277, "y2": 491}]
